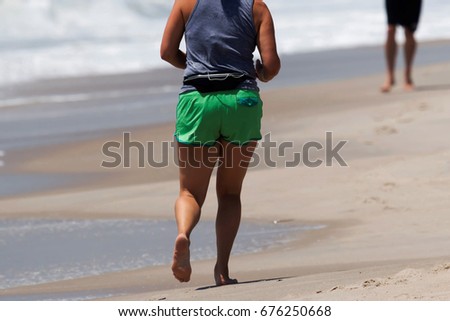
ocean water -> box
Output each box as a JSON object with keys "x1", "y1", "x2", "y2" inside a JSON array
[
  {"x1": 0, "y1": 0, "x2": 449, "y2": 86},
  {"x1": 0, "y1": 218, "x2": 323, "y2": 291}
]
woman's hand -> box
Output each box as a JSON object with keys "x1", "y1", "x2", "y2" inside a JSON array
[{"x1": 255, "y1": 59, "x2": 267, "y2": 82}]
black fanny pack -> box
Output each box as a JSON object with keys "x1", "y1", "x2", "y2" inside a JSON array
[{"x1": 183, "y1": 73, "x2": 250, "y2": 93}]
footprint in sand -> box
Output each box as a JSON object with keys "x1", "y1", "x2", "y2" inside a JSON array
[
  {"x1": 432, "y1": 263, "x2": 450, "y2": 273},
  {"x1": 404, "y1": 101, "x2": 430, "y2": 113},
  {"x1": 417, "y1": 102, "x2": 429, "y2": 111},
  {"x1": 323, "y1": 264, "x2": 449, "y2": 297},
  {"x1": 359, "y1": 269, "x2": 420, "y2": 289},
  {"x1": 363, "y1": 196, "x2": 387, "y2": 205},
  {"x1": 396, "y1": 117, "x2": 414, "y2": 124},
  {"x1": 375, "y1": 125, "x2": 398, "y2": 135},
  {"x1": 382, "y1": 182, "x2": 397, "y2": 191},
  {"x1": 362, "y1": 279, "x2": 383, "y2": 288},
  {"x1": 393, "y1": 102, "x2": 431, "y2": 125}
]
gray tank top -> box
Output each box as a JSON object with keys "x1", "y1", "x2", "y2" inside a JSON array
[{"x1": 181, "y1": 0, "x2": 259, "y2": 92}]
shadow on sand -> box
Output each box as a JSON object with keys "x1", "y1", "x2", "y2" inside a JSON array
[
  {"x1": 415, "y1": 83, "x2": 450, "y2": 92},
  {"x1": 195, "y1": 276, "x2": 294, "y2": 291}
]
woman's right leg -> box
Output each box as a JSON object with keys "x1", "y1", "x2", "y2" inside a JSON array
[
  {"x1": 172, "y1": 142, "x2": 218, "y2": 282},
  {"x1": 214, "y1": 139, "x2": 256, "y2": 285}
]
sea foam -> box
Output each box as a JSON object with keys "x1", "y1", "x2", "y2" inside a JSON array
[{"x1": 0, "y1": 0, "x2": 449, "y2": 86}]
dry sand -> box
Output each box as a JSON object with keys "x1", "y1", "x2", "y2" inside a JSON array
[{"x1": 1, "y1": 58, "x2": 450, "y2": 300}]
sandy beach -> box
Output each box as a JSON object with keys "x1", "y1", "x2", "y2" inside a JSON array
[{"x1": 1, "y1": 42, "x2": 450, "y2": 301}]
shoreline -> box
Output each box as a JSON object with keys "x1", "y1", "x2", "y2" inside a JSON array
[
  {"x1": 1, "y1": 41, "x2": 450, "y2": 300},
  {"x1": 0, "y1": 218, "x2": 323, "y2": 296},
  {"x1": 0, "y1": 218, "x2": 338, "y2": 300},
  {"x1": 1, "y1": 37, "x2": 450, "y2": 94},
  {"x1": 3, "y1": 58, "x2": 450, "y2": 200}
]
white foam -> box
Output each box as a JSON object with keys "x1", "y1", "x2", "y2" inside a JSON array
[
  {"x1": 0, "y1": 0, "x2": 170, "y2": 86},
  {"x1": 0, "y1": 85, "x2": 179, "y2": 109},
  {"x1": 0, "y1": 0, "x2": 449, "y2": 86}
]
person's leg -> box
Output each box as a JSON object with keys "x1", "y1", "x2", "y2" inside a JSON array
[
  {"x1": 381, "y1": 25, "x2": 398, "y2": 92},
  {"x1": 172, "y1": 142, "x2": 219, "y2": 282},
  {"x1": 403, "y1": 28, "x2": 417, "y2": 91},
  {"x1": 214, "y1": 139, "x2": 256, "y2": 285}
]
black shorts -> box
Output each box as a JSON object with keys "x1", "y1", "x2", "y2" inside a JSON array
[{"x1": 385, "y1": 0, "x2": 422, "y2": 32}]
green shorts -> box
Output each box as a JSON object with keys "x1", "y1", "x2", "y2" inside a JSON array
[{"x1": 175, "y1": 89, "x2": 263, "y2": 146}]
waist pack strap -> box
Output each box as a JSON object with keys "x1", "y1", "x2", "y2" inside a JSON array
[{"x1": 183, "y1": 73, "x2": 251, "y2": 93}]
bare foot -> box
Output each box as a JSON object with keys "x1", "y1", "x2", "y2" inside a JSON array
[
  {"x1": 380, "y1": 79, "x2": 395, "y2": 93},
  {"x1": 403, "y1": 82, "x2": 415, "y2": 92},
  {"x1": 171, "y1": 234, "x2": 191, "y2": 282},
  {"x1": 214, "y1": 265, "x2": 238, "y2": 286}
]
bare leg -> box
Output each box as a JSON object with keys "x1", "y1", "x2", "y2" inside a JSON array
[
  {"x1": 381, "y1": 25, "x2": 397, "y2": 93},
  {"x1": 214, "y1": 140, "x2": 256, "y2": 286},
  {"x1": 404, "y1": 28, "x2": 417, "y2": 91},
  {"x1": 172, "y1": 142, "x2": 218, "y2": 282}
]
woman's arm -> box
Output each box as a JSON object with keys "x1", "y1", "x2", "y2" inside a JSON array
[
  {"x1": 254, "y1": 0, "x2": 281, "y2": 82},
  {"x1": 160, "y1": 0, "x2": 187, "y2": 69}
]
